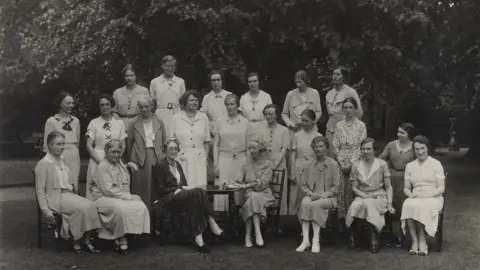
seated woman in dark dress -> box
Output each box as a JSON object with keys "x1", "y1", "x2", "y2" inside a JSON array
[{"x1": 152, "y1": 139, "x2": 228, "y2": 253}]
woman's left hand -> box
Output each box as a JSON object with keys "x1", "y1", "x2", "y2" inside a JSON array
[{"x1": 127, "y1": 162, "x2": 139, "y2": 172}]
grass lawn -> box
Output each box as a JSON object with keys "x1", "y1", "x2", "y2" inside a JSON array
[{"x1": 1, "y1": 150, "x2": 479, "y2": 269}]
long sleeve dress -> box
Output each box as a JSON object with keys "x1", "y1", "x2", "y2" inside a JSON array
[
  {"x1": 333, "y1": 118, "x2": 367, "y2": 218},
  {"x1": 235, "y1": 159, "x2": 275, "y2": 222},
  {"x1": 345, "y1": 158, "x2": 390, "y2": 233},
  {"x1": 298, "y1": 157, "x2": 340, "y2": 228},
  {"x1": 401, "y1": 157, "x2": 445, "y2": 237},
  {"x1": 89, "y1": 160, "x2": 150, "y2": 240},
  {"x1": 35, "y1": 153, "x2": 101, "y2": 241}
]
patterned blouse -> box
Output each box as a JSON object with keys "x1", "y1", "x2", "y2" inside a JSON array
[{"x1": 333, "y1": 118, "x2": 367, "y2": 171}]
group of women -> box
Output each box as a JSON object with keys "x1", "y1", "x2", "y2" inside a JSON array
[{"x1": 36, "y1": 55, "x2": 445, "y2": 256}]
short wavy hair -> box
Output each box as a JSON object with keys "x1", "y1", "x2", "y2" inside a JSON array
[
  {"x1": 248, "y1": 137, "x2": 268, "y2": 153},
  {"x1": 179, "y1": 90, "x2": 202, "y2": 108},
  {"x1": 311, "y1": 135, "x2": 329, "y2": 149},
  {"x1": 104, "y1": 139, "x2": 123, "y2": 153}
]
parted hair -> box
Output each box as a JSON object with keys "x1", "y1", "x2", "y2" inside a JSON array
[
  {"x1": 412, "y1": 135, "x2": 432, "y2": 155},
  {"x1": 46, "y1": 131, "x2": 65, "y2": 145},
  {"x1": 179, "y1": 90, "x2": 202, "y2": 108},
  {"x1": 97, "y1": 93, "x2": 116, "y2": 108},
  {"x1": 311, "y1": 135, "x2": 329, "y2": 149},
  {"x1": 104, "y1": 139, "x2": 123, "y2": 153}
]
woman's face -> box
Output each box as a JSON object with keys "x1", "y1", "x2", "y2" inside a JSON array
[
  {"x1": 60, "y1": 96, "x2": 75, "y2": 114},
  {"x1": 210, "y1": 74, "x2": 222, "y2": 91},
  {"x1": 301, "y1": 114, "x2": 313, "y2": 129},
  {"x1": 225, "y1": 98, "x2": 238, "y2": 116},
  {"x1": 186, "y1": 94, "x2": 199, "y2": 111},
  {"x1": 99, "y1": 98, "x2": 112, "y2": 116},
  {"x1": 124, "y1": 70, "x2": 136, "y2": 86},
  {"x1": 332, "y1": 68, "x2": 343, "y2": 84},
  {"x1": 414, "y1": 142, "x2": 428, "y2": 161},
  {"x1": 312, "y1": 140, "x2": 327, "y2": 158},
  {"x1": 342, "y1": 101, "x2": 356, "y2": 118},
  {"x1": 166, "y1": 142, "x2": 179, "y2": 159},
  {"x1": 48, "y1": 136, "x2": 65, "y2": 157},
  {"x1": 138, "y1": 100, "x2": 152, "y2": 118},
  {"x1": 295, "y1": 78, "x2": 307, "y2": 90},
  {"x1": 106, "y1": 143, "x2": 122, "y2": 164},
  {"x1": 162, "y1": 60, "x2": 176, "y2": 76},
  {"x1": 248, "y1": 142, "x2": 261, "y2": 159},
  {"x1": 361, "y1": 142, "x2": 375, "y2": 160},
  {"x1": 248, "y1": 75, "x2": 259, "y2": 91},
  {"x1": 397, "y1": 127, "x2": 409, "y2": 142},
  {"x1": 263, "y1": 107, "x2": 277, "y2": 124}
]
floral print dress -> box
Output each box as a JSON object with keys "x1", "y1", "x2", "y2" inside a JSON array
[{"x1": 332, "y1": 118, "x2": 367, "y2": 218}]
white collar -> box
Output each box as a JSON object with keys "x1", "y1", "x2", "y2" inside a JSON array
[{"x1": 357, "y1": 158, "x2": 381, "y2": 181}]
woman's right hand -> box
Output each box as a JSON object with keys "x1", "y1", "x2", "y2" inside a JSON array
[
  {"x1": 214, "y1": 164, "x2": 220, "y2": 178},
  {"x1": 44, "y1": 211, "x2": 56, "y2": 224},
  {"x1": 174, "y1": 189, "x2": 182, "y2": 195}
]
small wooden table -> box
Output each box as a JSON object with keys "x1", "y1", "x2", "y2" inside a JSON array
[{"x1": 201, "y1": 185, "x2": 242, "y2": 237}]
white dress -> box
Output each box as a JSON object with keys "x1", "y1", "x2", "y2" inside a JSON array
[
  {"x1": 169, "y1": 111, "x2": 210, "y2": 187},
  {"x1": 401, "y1": 157, "x2": 445, "y2": 237},
  {"x1": 85, "y1": 117, "x2": 127, "y2": 198}
]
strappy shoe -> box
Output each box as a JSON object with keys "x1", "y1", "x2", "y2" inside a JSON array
[{"x1": 409, "y1": 248, "x2": 419, "y2": 255}]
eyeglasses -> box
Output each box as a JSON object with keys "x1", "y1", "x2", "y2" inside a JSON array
[{"x1": 167, "y1": 148, "x2": 179, "y2": 152}]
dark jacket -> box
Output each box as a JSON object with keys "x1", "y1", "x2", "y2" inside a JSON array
[
  {"x1": 152, "y1": 158, "x2": 187, "y2": 213},
  {"x1": 126, "y1": 116, "x2": 166, "y2": 167}
]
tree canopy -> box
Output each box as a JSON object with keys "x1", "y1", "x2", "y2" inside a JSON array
[{"x1": 1, "y1": 0, "x2": 479, "y2": 145}]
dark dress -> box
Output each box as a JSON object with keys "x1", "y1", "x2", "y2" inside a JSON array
[{"x1": 152, "y1": 158, "x2": 212, "y2": 239}]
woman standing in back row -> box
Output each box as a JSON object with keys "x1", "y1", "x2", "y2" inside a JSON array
[
  {"x1": 43, "y1": 92, "x2": 81, "y2": 192},
  {"x1": 112, "y1": 64, "x2": 150, "y2": 127},
  {"x1": 326, "y1": 66, "x2": 363, "y2": 158}
]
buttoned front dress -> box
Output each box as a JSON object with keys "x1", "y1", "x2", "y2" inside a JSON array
[
  {"x1": 214, "y1": 115, "x2": 249, "y2": 211},
  {"x1": 170, "y1": 111, "x2": 210, "y2": 187},
  {"x1": 282, "y1": 87, "x2": 322, "y2": 133},
  {"x1": 112, "y1": 85, "x2": 150, "y2": 127},
  {"x1": 149, "y1": 74, "x2": 186, "y2": 136},
  {"x1": 85, "y1": 117, "x2": 127, "y2": 198},
  {"x1": 346, "y1": 159, "x2": 390, "y2": 233}
]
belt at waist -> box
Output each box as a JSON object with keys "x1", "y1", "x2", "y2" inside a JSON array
[
  {"x1": 181, "y1": 143, "x2": 205, "y2": 149},
  {"x1": 156, "y1": 104, "x2": 180, "y2": 110},
  {"x1": 250, "y1": 119, "x2": 264, "y2": 123},
  {"x1": 391, "y1": 168, "x2": 405, "y2": 172},
  {"x1": 219, "y1": 151, "x2": 246, "y2": 158},
  {"x1": 118, "y1": 113, "x2": 137, "y2": 118}
]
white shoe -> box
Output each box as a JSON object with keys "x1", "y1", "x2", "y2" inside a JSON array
[
  {"x1": 245, "y1": 237, "x2": 253, "y2": 248},
  {"x1": 255, "y1": 234, "x2": 264, "y2": 247},
  {"x1": 311, "y1": 243, "x2": 320, "y2": 253},
  {"x1": 296, "y1": 242, "x2": 311, "y2": 252}
]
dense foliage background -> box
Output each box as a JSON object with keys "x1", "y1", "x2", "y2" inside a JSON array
[{"x1": 1, "y1": 0, "x2": 479, "y2": 156}]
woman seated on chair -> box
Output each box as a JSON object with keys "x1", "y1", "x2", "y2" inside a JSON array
[
  {"x1": 345, "y1": 138, "x2": 395, "y2": 253},
  {"x1": 152, "y1": 139, "x2": 228, "y2": 253},
  {"x1": 401, "y1": 135, "x2": 445, "y2": 256},
  {"x1": 89, "y1": 139, "x2": 150, "y2": 254},
  {"x1": 296, "y1": 135, "x2": 340, "y2": 253},
  {"x1": 234, "y1": 137, "x2": 275, "y2": 248},
  {"x1": 35, "y1": 131, "x2": 101, "y2": 254}
]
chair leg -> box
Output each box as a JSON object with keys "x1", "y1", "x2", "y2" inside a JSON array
[
  {"x1": 37, "y1": 208, "x2": 42, "y2": 249},
  {"x1": 436, "y1": 214, "x2": 443, "y2": 252}
]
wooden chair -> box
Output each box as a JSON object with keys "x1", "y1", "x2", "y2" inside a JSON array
[
  {"x1": 435, "y1": 173, "x2": 447, "y2": 251},
  {"x1": 266, "y1": 169, "x2": 286, "y2": 234},
  {"x1": 33, "y1": 171, "x2": 63, "y2": 249}
]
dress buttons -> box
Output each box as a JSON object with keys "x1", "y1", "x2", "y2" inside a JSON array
[{"x1": 192, "y1": 144, "x2": 196, "y2": 148}]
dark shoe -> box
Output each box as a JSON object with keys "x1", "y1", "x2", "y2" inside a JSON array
[
  {"x1": 196, "y1": 244, "x2": 211, "y2": 253},
  {"x1": 216, "y1": 232, "x2": 230, "y2": 242},
  {"x1": 114, "y1": 242, "x2": 128, "y2": 255},
  {"x1": 73, "y1": 244, "x2": 84, "y2": 254},
  {"x1": 370, "y1": 227, "x2": 379, "y2": 253}
]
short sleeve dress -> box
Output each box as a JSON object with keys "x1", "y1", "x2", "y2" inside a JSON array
[{"x1": 112, "y1": 85, "x2": 149, "y2": 127}]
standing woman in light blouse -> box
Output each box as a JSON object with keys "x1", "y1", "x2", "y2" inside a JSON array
[
  {"x1": 290, "y1": 109, "x2": 322, "y2": 214},
  {"x1": 112, "y1": 64, "x2": 150, "y2": 127},
  {"x1": 149, "y1": 55, "x2": 186, "y2": 136},
  {"x1": 260, "y1": 104, "x2": 290, "y2": 215},
  {"x1": 239, "y1": 72, "x2": 273, "y2": 141},
  {"x1": 85, "y1": 94, "x2": 127, "y2": 198},
  {"x1": 401, "y1": 135, "x2": 445, "y2": 256},
  {"x1": 36, "y1": 131, "x2": 101, "y2": 254},
  {"x1": 379, "y1": 123, "x2": 415, "y2": 242},
  {"x1": 332, "y1": 97, "x2": 367, "y2": 221},
  {"x1": 281, "y1": 70, "x2": 322, "y2": 133},
  {"x1": 126, "y1": 96, "x2": 166, "y2": 212},
  {"x1": 213, "y1": 94, "x2": 249, "y2": 211},
  {"x1": 170, "y1": 90, "x2": 210, "y2": 187},
  {"x1": 43, "y1": 92, "x2": 81, "y2": 192},
  {"x1": 326, "y1": 66, "x2": 363, "y2": 157}
]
